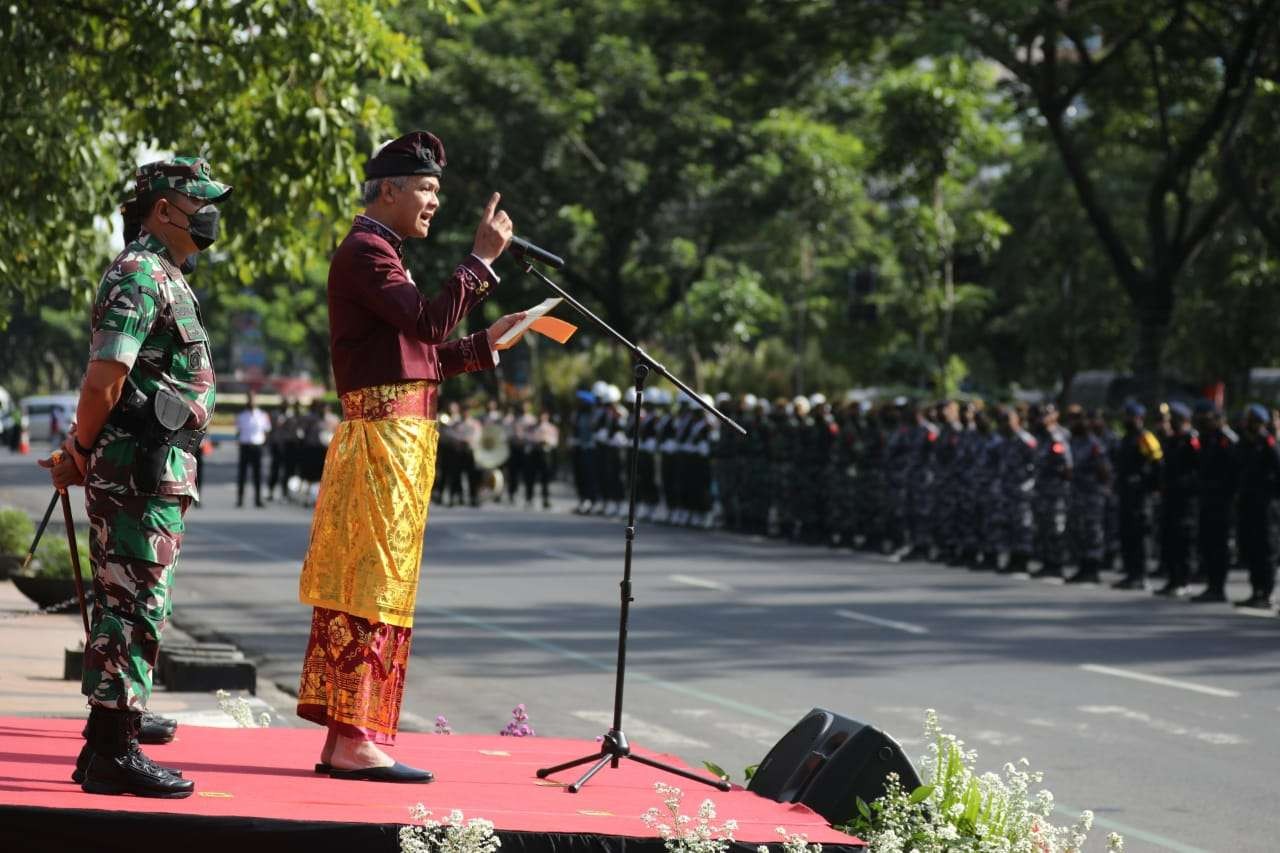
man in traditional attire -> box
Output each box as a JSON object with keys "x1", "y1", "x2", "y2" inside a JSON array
[{"x1": 296, "y1": 130, "x2": 521, "y2": 782}]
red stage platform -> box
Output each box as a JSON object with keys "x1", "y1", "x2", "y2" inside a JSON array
[{"x1": 0, "y1": 717, "x2": 864, "y2": 852}]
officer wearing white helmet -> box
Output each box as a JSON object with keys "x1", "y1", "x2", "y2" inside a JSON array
[{"x1": 635, "y1": 387, "x2": 666, "y2": 520}]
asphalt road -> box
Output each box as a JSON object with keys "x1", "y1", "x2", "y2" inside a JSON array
[{"x1": 3, "y1": 445, "x2": 1278, "y2": 852}]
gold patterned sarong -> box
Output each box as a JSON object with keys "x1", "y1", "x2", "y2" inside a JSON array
[
  {"x1": 298, "y1": 381, "x2": 439, "y2": 627},
  {"x1": 296, "y1": 605, "x2": 411, "y2": 744}
]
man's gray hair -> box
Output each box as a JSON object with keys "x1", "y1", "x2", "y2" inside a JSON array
[{"x1": 360, "y1": 175, "x2": 410, "y2": 206}]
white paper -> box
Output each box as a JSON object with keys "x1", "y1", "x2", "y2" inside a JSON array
[{"x1": 497, "y1": 297, "x2": 564, "y2": 346}]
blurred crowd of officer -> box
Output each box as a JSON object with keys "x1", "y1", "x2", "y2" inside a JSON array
[
  {"x1": 433, "y1": 399, "x2": 560, "y2": 509},
  {"x1": 252, "y1": 400, "x2": 340, "y2": 504},
  {"x1": 568, "y1": 387, "x2": 1280, "y2": 616}
]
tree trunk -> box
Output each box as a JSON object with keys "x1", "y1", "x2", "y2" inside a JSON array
[{"x1": 1132, "y1": 300, "x2": 1170, "y2": 408}]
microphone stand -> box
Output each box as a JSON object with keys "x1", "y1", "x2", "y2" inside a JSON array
[{"x1": 518, "y1": 260, "x2": 744, "y2": 793}]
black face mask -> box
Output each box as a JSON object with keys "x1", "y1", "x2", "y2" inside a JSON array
[
  {"x1": 172, "y1": 203, "x2": 220, "y2": 250},
  {"x1": 180, "y1": 254, "x2": 198, "y2": 275}
]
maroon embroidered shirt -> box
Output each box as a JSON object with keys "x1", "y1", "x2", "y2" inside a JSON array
[{"x1": 327, "y1": 215, "x2": 498, "y2": 394}]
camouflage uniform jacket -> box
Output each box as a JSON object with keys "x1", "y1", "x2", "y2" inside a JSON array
[{"x1": 86, "y1": 232, "x2": 215, "y2": 499}]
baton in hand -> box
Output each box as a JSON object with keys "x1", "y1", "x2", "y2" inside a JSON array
[
  {"x1": 60, "y1": 488, "x2": 91, "y2": 638},
  {"x1": 19, "y1": 491, "x2": 60, "y2": 573}
]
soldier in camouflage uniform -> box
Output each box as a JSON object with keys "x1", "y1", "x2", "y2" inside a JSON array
[
  {"x1": 1028, "y1": 404, "x2": 1073, "y2": 578},
  {"x1": 825, "y1": 400, "x2": 860, "y2": 547},
  {"x1": 966, "y1": 406, "x2": 1004, "y2": 569},
  {"x1": 901, "y1": 402, "x2": 939, "y2": 560},
  {"x1": 932, "y1": 400, "x2": 964, "y2": 563},
  {"x1": 883, "y1": 403, "x2": 912, "y2": 551},
  {"x1": 993, "y1": 406, "x2": 1036, "y2": 573},
  {"x1": 1064, "y1": 405, "x2": 1112, "y2": 584},
  {"x1": 39, "y1": 157, "x2": 229, "y2": 798},
  {"x1": 739, "y1": 397, "x2": 773, "y2": 533}
]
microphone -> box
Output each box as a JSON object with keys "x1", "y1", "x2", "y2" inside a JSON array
[{"x1": 509, "y1": 236, "x2": 565, "y2": 270}]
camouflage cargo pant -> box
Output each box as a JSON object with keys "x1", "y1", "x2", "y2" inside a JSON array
[
  {"x1": 1032, "y1": 488, "x2": 1069, "y2": 566},
  {"x1": 1068, "y1": 490, "x2": 1107, "y2": 563},
  {"x1": 997, "y1": 483, "x2": 1034, "y2": 555},
  {"x1": 82, "y1": 487, "x2": 188, "y2": 710}
]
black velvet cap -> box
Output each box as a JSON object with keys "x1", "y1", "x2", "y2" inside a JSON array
[{"x1": 364, "y1": 130, "x2": 447, "y2": 180}]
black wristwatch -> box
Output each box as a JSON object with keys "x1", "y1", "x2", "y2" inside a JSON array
[{"x1": 73, "y1": 437, "x2": 93, "y2": 457}]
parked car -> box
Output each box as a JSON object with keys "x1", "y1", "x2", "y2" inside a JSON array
[{"x1": 20, "y1": 393, "x2": 79, "y2": 445}]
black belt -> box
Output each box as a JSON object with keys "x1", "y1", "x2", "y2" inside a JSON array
[{"x1": 108, "y1": 410, "x2": 206, "y2": 454}]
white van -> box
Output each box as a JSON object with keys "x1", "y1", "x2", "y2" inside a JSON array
[{"x1": 21, "y1": 393, "x2": 79, "y2": 444}]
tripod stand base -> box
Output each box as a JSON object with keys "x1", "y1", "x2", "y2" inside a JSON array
[{"x1": 536, "y1": 730, "x2": 732, "y2": 793}]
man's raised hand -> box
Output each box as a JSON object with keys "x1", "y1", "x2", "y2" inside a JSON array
[{"x1": 473, "y1": 192, "x2": 514, "y2": 265}]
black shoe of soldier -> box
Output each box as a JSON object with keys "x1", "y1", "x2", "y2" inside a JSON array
[
  {"x1": 1233, "y1": 593, "x2": 1275, "y2": 609},
  {"x1": 138, "y1": 712, "x2": 177, "y2": 744},
  {"x1": 1111, "y1": 577, "x2": 1148, "y2": 591},
  {"x1": 998, "y1": 554, "x2": 1029, "y2": 575},
  {"x1": 81, "y1": 746, "x2": 194, "y2": 798},
  {"x1": 1153, "y1": 584, "x2": 1190, "y2": 598},
  {"x1": 72, "y1": 741, "x2": 183, "y2": 784},
  {"x1": 1189, "y1": 588, "x2": 1226, "y2": 603},
  {"x1": 1064, "y1": 570, "x2": 1100, "y2": 585}
]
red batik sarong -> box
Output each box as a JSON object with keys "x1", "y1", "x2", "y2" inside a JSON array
[{"x1": 296, "y1": 606, "x2": 413, "y2": 744}]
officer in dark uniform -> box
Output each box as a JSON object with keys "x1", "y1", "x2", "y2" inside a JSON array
[
  {"x1": 1189, "y1": 402, "x2": 1237, "y2": 603},
  {"x1": 1113, "y1": 401, "x2": 1163, "y2": 589},
  {"x1": 1234, "y1": 404, "x2": 1280, "y2": 609},
  {"x1": 1154, "y1": 402, "x2": 1200, "y2": 597}
]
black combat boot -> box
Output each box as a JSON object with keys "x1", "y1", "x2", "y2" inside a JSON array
[
  {"x1": 139, "y1": 711, "x2": 178, "y2": 744},
  {"x1": 73, "y1": 710, "x2": 183, "y2": 783},
  {"x1": 997, "y1": 552, "x2": 1027, "y2": 574},
  {"x1": 1065, "y1": 558, "x2": 1101, "y2": 585},
  {"x1": 80, "y1": 708, "x2": 194, "y2": 798},
  {"x1": 1029, "y1": 561, "x2": 1062, "y2": 579}
]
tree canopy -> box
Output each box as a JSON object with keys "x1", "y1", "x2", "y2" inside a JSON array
[{"x1": 3, "y1": 0, "x2": 1279, "y2": 406}]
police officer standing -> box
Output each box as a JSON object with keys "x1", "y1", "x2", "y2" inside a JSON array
[
  {"x1": 1154, "y1": 402, "x2": 1199, "y2": 597},
  {"x1": 1189, "y1": 403, "x2": 1238, "y2": 603},
  {"x1": 40, "y1": 157, "x2": 231, "y2": 797},
  {"x1": 1063, "y1": 405, "x2": 1111, "y2": 584},
  {"x1": 1028, "y1": 403, "x2": 1072, "y2": 577},
  {"x1": 1234, "y1": 404, "x2": 1280, "y2": 609},
  {"x1": 1113, "y1": 401, "x2": 1163, "y2": 589}
]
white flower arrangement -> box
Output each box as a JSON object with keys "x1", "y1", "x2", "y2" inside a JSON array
[
  {"x1": 757, "y1": 826, "x2": 824, "y2": 853},
  {"x1": 400, "y1": 806, "x2": 502, "y2": 853},
  {"x1": 641, "y1": 782, "x2": 740, "y2": 853},
  {"x1": 215, "y1": 689, "x2": 271, "y2": 728},
  {"x1": 844, "y1": 709, "x2": 1124, "y2": 853}
]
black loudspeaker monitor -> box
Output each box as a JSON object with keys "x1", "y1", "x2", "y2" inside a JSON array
[
  {"x1": 747, "y1": 708, "x2": 862, "y2": 803},
  {"x1": 799, "y1": 720, "x2": 921, "y2": 825}
]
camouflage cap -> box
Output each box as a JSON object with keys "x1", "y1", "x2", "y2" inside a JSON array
[{"x1": 133, "y1": 156, "x2": 232, "y2": 202}]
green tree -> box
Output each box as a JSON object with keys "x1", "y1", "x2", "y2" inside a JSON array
[
  {"x1": 864, "y1": 56, "x2": 1012, "y2": 395},
  {"x1": 922, "y1": 0, "x2": 1280, "y2": 402},
  {"x1": 0, "y1": 0, "x2": 432, "y2": 329},
  {"x1": 384, "y1": 0, "x2": 889, "y2": 390}
]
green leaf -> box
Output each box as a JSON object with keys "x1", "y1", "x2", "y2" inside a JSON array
[
  {"x1": 702, "y1": 760, "x2": 729, "y2": 781},
  {"x1": 908, "y1": 784, "x2": 934, "y2": 805}
]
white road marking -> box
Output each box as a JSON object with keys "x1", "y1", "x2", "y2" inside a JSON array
[
  {"x1": 972, "y1": 729, "x2": 1023, "y2": 747},
  {"x1": 541, "y1": 548, "x2": 588, "y2": 562},
  {"x1": 671, "y1": 708, "x2": 714, "y2": 719},
  {"x1": 834, "y1": 609, "x2": 928, "y2": 635},
  {"x1": 570, "y1": 711, "x2": 709, "y2": 748},
  {"x1": 1078, "y1": 705, "x2": 1246, "y2": 746},
  {"x1": 712, "y1": 720, "x2": 781, "y2": 746},
  {"x1": 1080, "y1": 664, "x2": 1240, "y2": 698},
  {"x1": 669, "y1": 574, "x2": 730, "y2": 591}
]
